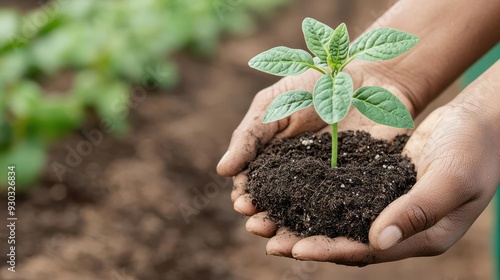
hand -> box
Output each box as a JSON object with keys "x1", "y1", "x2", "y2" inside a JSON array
[
  {"x1": 252, "y1": 65, "x2": 500, "y2": 266},
  {"x1": 217, "y1": 60, "x2": 416, "y2": 179},
  {"x1": 216, "y1": 60, "x2": 418, "y2": 253}
]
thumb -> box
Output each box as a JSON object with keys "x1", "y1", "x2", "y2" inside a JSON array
[
  {"x1": 368, "y1": 105, "x2": 458, "y2": 250},
  {"x1": 216, "y1": 81, "x2": 285, "y2": 177},
  {"x1": 368, "y1": 166, "x2": 473, "y2": 250},
  {"x1": 216, "y1": 113, "x2": 278, "y2": 177}
]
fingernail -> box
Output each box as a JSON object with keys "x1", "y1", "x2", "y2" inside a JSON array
[
  {"x1": 217, "y1": 150, "x2": 230, "y2": 168},
  {"x1": 377, "y1": 225, "x2": 402, "y2": 250},
  {"x1": 233, "y1": 196, "x2": 247, "y2": 214}
]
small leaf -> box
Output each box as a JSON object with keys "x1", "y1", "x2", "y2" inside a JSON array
[
  {"x1": 352, "y1": 86, "x2": 414, "y2": 128},
  {"x1": 8, "y1": 81, "x2": 43, "y2": 118},
  {"x1": 328, "y1": 23, "x2": 350, "y2": 70},
  {"x1": 350, "y1": 28, "x2": 419, "y2": 61},
  {"x1": 302, "y1": 17, "x2": 334, "y2": 62},
  {"x1": 0, "y1": 10, "x2": 20, "y2": 47},
  {"x1": 263, "y1": 90, "x2": 313, "y2": 123},
  {"x1": 248, "y1": 46, "x2": 315, "y2": 76},
  {"x1": 313, "y1": 72, "x2": 353, "y2": 124},
  {"x1": 0, "y1": 138, "x2": 46, "y2": 190},
  {"x1": 34, "y1": 97, "x2": 84, "y2": 140}
]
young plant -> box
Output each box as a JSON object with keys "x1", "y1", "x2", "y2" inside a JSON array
[{"x1": 249, "y1": 18, "x2": 419, "y2": 167}]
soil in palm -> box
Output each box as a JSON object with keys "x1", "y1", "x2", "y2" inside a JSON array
[{"x1": 247, "y1": 131, "x2": 416, "y2": 243}]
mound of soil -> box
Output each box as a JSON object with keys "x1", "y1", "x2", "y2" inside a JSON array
[{"x1": 247, "y1": 131, "x2": 417, "y2": 243}]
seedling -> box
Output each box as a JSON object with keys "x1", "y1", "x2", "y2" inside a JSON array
[{"x1": 249, "y1": 18, "x2": 418, "y2": 167}]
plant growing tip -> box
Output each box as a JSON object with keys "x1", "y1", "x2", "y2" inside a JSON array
[{"x1": 249, "y1": 18, "x2": 419, "y2": 167}]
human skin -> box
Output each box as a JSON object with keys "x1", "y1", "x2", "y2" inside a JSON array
[{"x1": 217, "y1": 0, "x2": 500, "y2": 265}]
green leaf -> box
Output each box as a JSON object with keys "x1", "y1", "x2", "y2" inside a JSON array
[
  {"x1": 34, "y1": 97, "x2": 84, "y2": 140},
  {"x1": 31, "y1": 28, "x2": 77, "y2": 73},
  {"x1": 350, "y1": 28, "x2": 419, "y2": 61},
  {"x1": 352, "y1": 86, "x2": 414, "y2": 128},
  {"x1": 248, "y1": 46, "x2": 315, "y2": 76},
  {"x1": 313, "y1": 72, "x2": 353, "y2": 124},
  {"x1": 0, "y1": 10, "x2": 20, "y2": 47},
  {"x1": 302, "y1": 17, "x2": 334, "y2": 62},
  {"x1": 0, "y1": 50, "x2": 29, "y2": 84},
  {"x1": 263, "y1": 90, "x2": 313, "y2": 123},
  {"x1": 8, "y1": 81, "x2": 43, "y2": 118},
  {"x1": 313, "y1": 57, "x2": 328, "y2": 67},
  {"x1": 328, "y1": 23, "x2": 350, "y2": 70},
  {"x1": 74, "y1": 72, "x2": 130, "y2": 134},
  {"x1": 0, "y1": 138, "x2": 46, "y2": 190}
]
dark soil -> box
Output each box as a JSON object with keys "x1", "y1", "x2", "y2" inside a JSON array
[{"x1": 247, "y1": 131, "x2": 417, "y2": 243}]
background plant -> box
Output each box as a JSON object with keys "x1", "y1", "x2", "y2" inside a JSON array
[
  {"x1": 0, "y1": 0, "x2": 292, "y2": 189},
  {"x1": 249, "y1": 17, "x2": 418, "y2": 167}
]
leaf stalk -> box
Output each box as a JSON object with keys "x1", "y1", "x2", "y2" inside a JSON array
[{"x1": 331, "y1": 122, "x2": 338, "y2": 168}]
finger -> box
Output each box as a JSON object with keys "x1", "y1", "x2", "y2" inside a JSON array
[
  {"x1": 234, "y1": 194, "x2": 258, "y2": 216},
  {"x1": 266, "y1": 228, "x2": 302, "y2": 257},
  {"x1": 290, "y1": 234, "x2": 437, "y2": 266},
  {"x1": 368, "y1": 164, "x2": 476, "y2": 251},
  {"x1": 216, "y1": 120, "x2": 278, "y2": 177},
  {"x1": 369, "y1": 201, "x2": 487, "y2": 264},
  {"x1": 231, "y1": 171, "x2": 248, "y2": 203},
  {"x1": 292, "y1": 236, "x2": 372, "y2": 265},
  {"x1": 370, "y1": 104, "x2": 497, "y2": 250},
  {"x1": 246, "y1": 212, "x2": 277, "y2": 238},
  {"x1": 216, "y1": 79, "x2": 290, "y2": 177},
  {"x1": 290, "y1": 194, "x2": 492, "y2": 266}
]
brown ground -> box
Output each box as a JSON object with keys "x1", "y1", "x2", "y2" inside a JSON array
[{"x1": 0, "y1": 0, "x2": 493, "y2": 279}]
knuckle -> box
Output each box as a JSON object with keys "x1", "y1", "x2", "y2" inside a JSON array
[
  {"x1": 405, "y1": 204, "x2": 436, "y2": 234},
  {"x1": 419, "y1": 229, "x2": 450, "y2": 257},
  {"x1": 422, "y1": 238, "x2": 448, "y2": 256},
  {"x1": 428, "y1": 243, "x2": 449, "y2": 256}
]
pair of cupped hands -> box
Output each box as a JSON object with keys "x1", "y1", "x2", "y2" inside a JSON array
[{"x1": 217, "y1": 61, "x2": 500, "y2": 266}]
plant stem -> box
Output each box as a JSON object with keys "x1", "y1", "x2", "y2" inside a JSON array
[
  {"x1": 331, "y1": 122, "x2": 338, "y2": 168},
  {"x1": 339, "y1": 56, "x2": 356, "y2": 72},
  {"x1": 309, "y1": 64, "x2": 327, "y2": 75}
]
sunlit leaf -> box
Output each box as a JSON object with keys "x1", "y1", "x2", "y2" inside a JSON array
[
  {"x1": 263, "y1": 90, "x2": 313, "y2": 123},
  {"x1": 328, "y1": 23, "x2": 349, "y2": 70},
  {"x1": 302, "y1": 17, "x2": 334, "y2": 62},
  {"x1": 352, "y1": 86, "x2": 414, "y2": 128},
  {"x1": 313, "y1": 72, "x2": 353, "y2": 124},
  {"x1": 350, "y1": 28, "x2": 419, "y2": 61},
  {"x1": 0, "y1": 138, "x2": 46, "y2": 190},
  {"x1": 249, "y1": 46, "x2": 315, "y2": 76}
]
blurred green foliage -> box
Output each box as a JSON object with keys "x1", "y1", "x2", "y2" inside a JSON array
[{"x1": 0, "y1": 0, "x2": 292, "y2": 189}]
